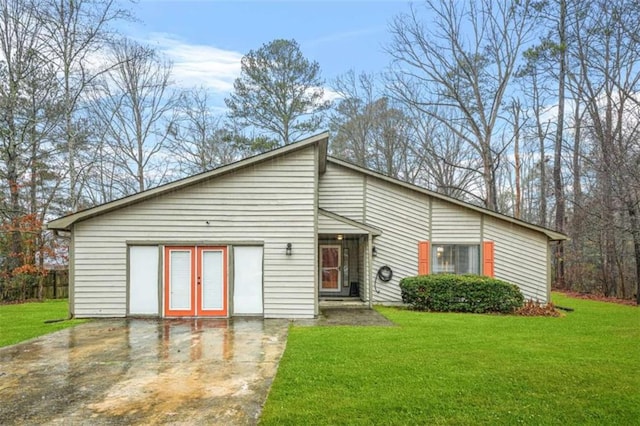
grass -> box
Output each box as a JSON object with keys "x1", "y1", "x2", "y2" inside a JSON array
[
  {"x1": 261, "y1": 294, "x2": 640, "y2": 425},
  {"x1": 0, "y1": 299, "x2": 86, "y2": 347}
]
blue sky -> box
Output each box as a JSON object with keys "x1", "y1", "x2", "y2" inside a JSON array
[{"x1": 124, "y1": 0, "x2": 411, "y2": 109}]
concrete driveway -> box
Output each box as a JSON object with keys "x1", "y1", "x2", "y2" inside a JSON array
[{"x1": 0, "y1": 318, "x2": 289, "y2": 425}]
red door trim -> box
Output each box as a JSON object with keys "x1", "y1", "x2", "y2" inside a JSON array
[
  {"x1": 197, "y1": 246, "x2": 228, "y2": 317},
  {"x1": 164, "y1": 246, "x2": 196, "y2": 317},
  {"x1": 164, "y1": 245, "x2": 228, "y2": 318}
]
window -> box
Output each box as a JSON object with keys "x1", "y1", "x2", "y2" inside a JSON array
[{"x1": 432, "y1": 244, "x2": 480, "y2": 274}]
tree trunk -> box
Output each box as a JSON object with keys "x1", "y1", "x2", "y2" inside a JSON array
[
  {"x1": 8, "y1": 149, "x2": 22, "y2": 274},
  {"x1": 628, "y1": 203, "x2": 640, "y2": 305},
  {"x1": 553, "y1": 0, "x2": 567, "y2": 288},
  {"x1": 532, "y1": 71, "x2": 547, "y2": 227},
  {"x1": 569, "y1": 96, "x2": 583, "y2": 291},
  {"x1": 483, "y1": 144, "x2": 498, "y2": 211},
  {"x1": 513, "y1": 103, "x2": 521, "y2": 219}
]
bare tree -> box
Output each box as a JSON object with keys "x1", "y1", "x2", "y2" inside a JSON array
[
  {"x1": 0, "y1": 0, "x2": 45, "y2": 272},
  {"x1": 570, "y1": 0, "x2": 640, "y2": 298},
  {"x1": 0, "y1": 0, "x2": 66, "y2": 299},
  {"x1": 405, "y1": 107, "x2": 481, "y2": 201},
  {"x1": 388, "y1": 0, "x2": 538, "y2": 211},
  {"x1": 518, "y1": 48, "x2": 554, "y2": 226},
  {"x1": 90, "y1": 40, "x2": 177, "y2": 194},
  {"x1": 168, "y1": 88, "x2": 241, "y2": 175},
  {"x1": 39, "y1": 0, "x2": 131, "y2": 211},
  {"x1": 551, "y1": 0, "x2": 568, "y2": 287},
  {"x1": 507, "y1": 99, "x2": 524, "y2": 219},
  {"x1": 330, "y1": 71, "x2": 421, "y2": 181},
  {"x1": 330, "y1": 71, "x2": 378, "y2": 168}
]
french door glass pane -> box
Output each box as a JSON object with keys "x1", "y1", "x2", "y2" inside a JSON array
[
  {"x1": 322, "y1": 269, "x2": 339, "y2": 289},
  {"x1": 322, "y1": 247, "x2": 339, "y2": 267},
  {"x1": 202, "y1": 250, "x2": 223, "y2": 310},
  {"x1": 170, "y1": 251, "x2": 191, "y2": 310}
]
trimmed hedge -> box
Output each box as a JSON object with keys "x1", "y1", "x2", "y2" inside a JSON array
[{"x1": 399, "y1": 274, "x2": 524, "y2": 313}]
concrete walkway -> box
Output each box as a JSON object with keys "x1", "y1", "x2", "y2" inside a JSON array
[
  {"x1": 0, "y1": 318, "x2": 289, "y2": 425},
  {"x1": 297, "y1": 306, "x2": 396, "y2": 327}
]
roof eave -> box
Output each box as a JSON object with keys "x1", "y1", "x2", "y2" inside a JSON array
[
  {"x1": 319, "y1": 208, "x2": 383, "y2": 236},
  {"x1": 326, "y1": 157, "x2": 569, "y2": 242}
]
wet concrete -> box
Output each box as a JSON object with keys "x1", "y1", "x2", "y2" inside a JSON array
[
  {"x1": 297, "y1": 307, "x2": 396, "y2": 327},
  {"x1": 0, "y1": 318, "x2": 289, "y2": 425}
]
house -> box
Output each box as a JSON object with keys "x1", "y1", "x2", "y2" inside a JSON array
[{"x1": 47, "y1": 132, "x2": 567, "y2": 319}]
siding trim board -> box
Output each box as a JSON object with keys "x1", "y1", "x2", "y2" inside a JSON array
[{"x1": 69, "y1": 227, "x2": 76, "y2": 317}]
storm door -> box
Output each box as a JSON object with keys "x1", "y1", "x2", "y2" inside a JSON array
[
  {"x1": 164, "y1": 246, "x2": 228, "y2": 317},
  {"x1": 320, "y1": 245, "x2": 342, "y2": 292}
]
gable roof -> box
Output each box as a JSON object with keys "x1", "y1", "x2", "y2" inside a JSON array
[
  {"x1": 47, "y1": 132, "x2": 329, "y2": 230},
  {"x1": 48, "y1": 130, "x2": 567, "y2": 241},
  {"x1": 327, "y1": 157, "x2": 568, "y2": 241}
]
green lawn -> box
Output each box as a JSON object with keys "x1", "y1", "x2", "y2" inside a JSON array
[
  {"x1": 261, "y1": 294, "x2": 640, "y2": 425},
  {"x1": 0, "y1": 299, "x2": 86, "y2": 347}
]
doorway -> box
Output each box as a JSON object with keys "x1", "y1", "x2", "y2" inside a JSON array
[
  {"x1": 320, "y1": 245, "x2": 342, "y2": 292},
  {"x1": 164, "y1": 246, "x2": 228, "y2": 317}
]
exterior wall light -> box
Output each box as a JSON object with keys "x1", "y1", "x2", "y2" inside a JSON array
[
  {"x1": 286, "y1": 243, "x2": 292, "y2": 256},
  {"x1": 372, "y1": 246, "x2": 378, "y2": 257}
]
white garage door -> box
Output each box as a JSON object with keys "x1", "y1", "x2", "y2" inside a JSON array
[
  {"x1": 129, "y1": 245, "x2": 159, "y2": 315},
  {"x1": 233, "y1": 246, "x2": 263, "y2": 315}
]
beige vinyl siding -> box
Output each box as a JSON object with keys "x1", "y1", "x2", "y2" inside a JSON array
[
  {"x1": 483, "y1": 216, "x2": 549, "y2": 302},
  {"x1": 431, "y1": 199, "x2": 482, "y2": 242},
  {"x1": 365, "y1": 177, "x2": 430, "y2": 302},
  {"x1": 72, "y1": 146, "x2": 317, "y2": 319},
  {"x1": 318, "y1": 162, "x2": 364, "y2": 221}
]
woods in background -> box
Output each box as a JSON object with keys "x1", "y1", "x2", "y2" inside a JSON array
[{"x1": 1, "y1": 0, "x2": 639, "y2": 303}]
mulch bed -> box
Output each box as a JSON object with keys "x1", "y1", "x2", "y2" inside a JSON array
[{"x1": 556, "y1": 291, "x2": 638, "y2": 307}]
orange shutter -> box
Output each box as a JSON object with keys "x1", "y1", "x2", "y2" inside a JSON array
[
  {"x1": 483, "y1": 241, "x2": 495, "y2": 277},
  {"x1": 418, "y1": 241, "x2": 430, "y2": 275}
]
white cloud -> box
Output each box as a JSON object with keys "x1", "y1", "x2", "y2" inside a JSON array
[
  {"x1": 304, "y1": 27, "x2": 383, "y2": 48},
  {"x1": 133, "y1": 32, "x2": 341, "y2": 110},
  {"x1": 145, "y1": 33, "x2": 243, "y2": 92},
  {"x1": 321, "y1": 87, "x2": 343, "y2": 103}
]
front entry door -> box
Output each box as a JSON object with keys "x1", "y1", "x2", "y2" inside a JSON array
[
  {"x1": 164, "y1": 246, "x2": 228, "y2": 317},
  {"x1": 320, "y1": 245, "x2": 341, "y2": 292}
]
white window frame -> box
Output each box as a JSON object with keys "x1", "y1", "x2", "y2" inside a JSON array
[{"x1": 431, "y1": 243, "x2": 480, "y2": 275}]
